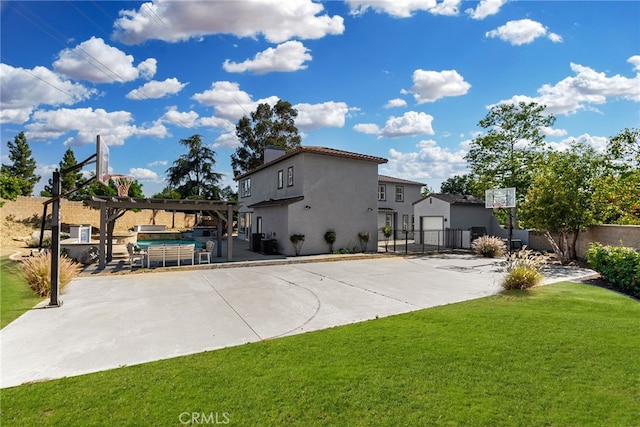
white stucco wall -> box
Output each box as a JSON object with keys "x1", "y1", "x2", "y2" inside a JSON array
[{"x1": 413, "y1": 196, "x2": 451, "y2": 227}]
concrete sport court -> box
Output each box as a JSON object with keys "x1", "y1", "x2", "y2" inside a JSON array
[{"x1": 0, "y1": 254, "x2": 595, "y2": 388}]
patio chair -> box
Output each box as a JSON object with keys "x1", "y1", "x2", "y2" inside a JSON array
[
  {"x1": 126, "y1": 243, "x2": 144, "y2": 268},
  {"x1": 198, "y1": 240, "x2": 215, "y2": 264}
]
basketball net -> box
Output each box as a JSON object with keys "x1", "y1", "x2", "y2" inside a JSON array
[
  {"x1": 492, "y1": 202, "x2": 503, "y2": 213},
  {"x1": 108, "y1": 174, "x2": 134, "y2": 197}
]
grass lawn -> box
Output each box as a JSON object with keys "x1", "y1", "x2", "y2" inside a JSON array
[
  {"x1": 2, "y1": 283, "x2": 639, "y2": 426},
  {"x1": 0, "y1": 256, "x2": 42, "y2": 329}
]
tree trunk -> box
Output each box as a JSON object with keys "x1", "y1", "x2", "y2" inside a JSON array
[
  {"x1": 569, "y1": 230, "x2": 579, "y2": 261},
  {"x1": 544, "y1": 230, "x2": 571, "y2": 265}
]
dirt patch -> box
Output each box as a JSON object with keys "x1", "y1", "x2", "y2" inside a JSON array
[{"x1": 0, "y1": 217, "x2": 40, "y2": 258}]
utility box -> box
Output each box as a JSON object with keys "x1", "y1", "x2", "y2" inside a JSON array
[
  {"x1": 251, "y1": 233, "x2": 264, "y2": 252},
  {"x1": 69, "y1": 224, "x2": 92, "y2": 243}
]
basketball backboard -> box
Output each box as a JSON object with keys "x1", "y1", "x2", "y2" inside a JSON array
[
  {"x1": 485, "y1": 187, "x2": 516, "y2": 208},
  {"x1": 96, "y1": 135, "x2": 110, "y2": 185}
]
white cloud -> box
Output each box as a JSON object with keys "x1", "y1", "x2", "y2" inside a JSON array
[
  {"x1": 223, "y1": 41, "x2": 312, "y2": 74},
  {"x1": 53, "y1": 37, "x2": 156, "y2": 83},
  {"x1": 466, "y1": 0, "x2": 507, "y2": 20},
  {"x1": 194, "y1": 82, "x2": 351, "y2": 132},
  {"x1": 294, "y1": 101, "x2": 349, "y2": 130},
  {"x1": 380, "y1": 139, "x2": 468, "y2": 186},
  {"x1": 485, "y1": 19, "x2": 562, "y2": 45},
  {"x1": 548, "y1": 134, "x2": 609, "y2": 153},
  {"x1": 381, "y1": 111, "x2": 435, "y2": 138},
  {"x1": 347, "y1": 0, "x2": 460, "y2": 18},
  {"x1": 147, "y1": 160, "x2": 168, "y2": 167},
  {"x1": 493, "y1": 59, "x2": 640, "y2": 115},
  {"x1": 354, "y1": 123, "x2": 380, "y2": 134},
  {"x1": 113, "y1": 0, "x2": 344, "y2": 44},
  {"x1": 160, "y1": 106, "x2": 199, "y2": 127},
  {"x1": 628, "y1": 55, "x2": 640, "y2": 71},
  {"x1": 541, "y1": 126, "x2": 567, "y2": 137},
  {"x1": 0, "y1": 63, "x2": 95, "y2": 124},
  {"x1": 402, "y1": 69, "x2": 471, "y2": 103},
  {"x1": 24, "y1": 107, "x2": 166, "y2": 146},
  {"x1": 130, "y1": 167, "x2": 158, "y2": 181},
  {"x1": 126, "y1": 78, "x2": 187, "y2": 100},
  {"x1": 385, "y1": 98, "x2": 407, "y2": 109},
  {"x1": 212, "y1": 132, "x2": 241, "y2": 149},
  {"x1": 192, "y1": 81, "x2": 279, "y2": 121}
]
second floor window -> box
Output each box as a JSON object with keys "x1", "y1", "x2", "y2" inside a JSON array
[
  {"x1": 378, "y1": 184, "x2": 386, "y2": 201},
  {"x1": 241, "y1": 178, "x2": 251, "y2": 197},
  {"x1": 287, "y1": 166, "x2": 294, "y2": 186},
  {"x1": 277, "y1": 170, "x2": 284, "y2": 189},
  {"x1": 396, "y1": 185, "x2": 404, "y2": 202}
]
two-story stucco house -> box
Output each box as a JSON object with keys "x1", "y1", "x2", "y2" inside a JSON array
[
  {"x1": 377, "y1": 175, "x2": 425, "y2": 236},
  {"x1": 234, "y1": 146, "x2": 387, "y2": 256}
]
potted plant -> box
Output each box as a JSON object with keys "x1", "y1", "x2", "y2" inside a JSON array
[
  {"x1": 358, "y1": 231, "x2": 371, "y2": 253},
  {"x1": 324, "y1": 230, "x2": 337, "y2": 253},
  {"x1": 289, "y1": 234, "x2": 305, "y2": 256}
]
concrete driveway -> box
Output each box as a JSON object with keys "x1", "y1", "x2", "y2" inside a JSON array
[{"x1": 0, "y1": 254, "x2": 595, "y2": 388}]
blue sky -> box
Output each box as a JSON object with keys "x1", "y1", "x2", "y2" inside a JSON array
[{"x1": 1, "y1": 0, "x2": 639, "y2": 197}]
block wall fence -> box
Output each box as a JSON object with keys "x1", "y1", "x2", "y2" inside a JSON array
[
  {"x1": 1, "y1": 196, "x2": 197, "y2": 233},
  {"x1": 528, "y1": 224, "x2": 640, "y2": 259}
]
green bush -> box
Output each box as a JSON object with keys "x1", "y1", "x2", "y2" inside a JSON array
[
  {"x1": 503, "y1": 265, "x2": 544, "y2": 290},
  {"x1": 502, "y1": 246, "x2": 546, "y2": 290},
  {"x1": 586, "y1": 243, "x2": 640, "y2": 298},
  {"x1": 471, "y1": 235, "x2": 506, "y2": 258}
]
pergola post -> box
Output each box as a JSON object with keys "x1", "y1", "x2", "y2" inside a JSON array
[
  {"x1": 98, "y1": 203, "x2": 107, "y2": 269},
  {"x1": 227, "y1": 203, "x2": 233, "y2": 262}
]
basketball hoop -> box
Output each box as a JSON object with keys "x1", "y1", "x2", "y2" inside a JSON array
[
  {"x1": 107, "y1": 174, "x2": 134, "y2": 197},
  {"x1": 492, "y1": 202, "x2": 503, "y2": 213}
]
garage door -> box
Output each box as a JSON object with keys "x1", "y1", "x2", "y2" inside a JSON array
[{"x1": 420, "y1": 216, "x2": 444, "y2": 245}]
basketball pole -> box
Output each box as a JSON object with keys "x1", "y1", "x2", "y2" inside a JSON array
[{"x1": 43, "y1": 153, "x2": 97, "y2": 308}]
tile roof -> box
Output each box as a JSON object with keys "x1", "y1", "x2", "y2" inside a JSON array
[
  {"x1": 414, "y1": 193, "x2": 486, "y2": 206},
  {"x1": 234, "y1": 146, "x2": 388, "y2": 180},
  {"x1": 378, "y1": 174, "x2": 426, "y2": 186}
]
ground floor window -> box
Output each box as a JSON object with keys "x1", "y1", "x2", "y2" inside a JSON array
[{"x1": 385, "y1": 213, "x2": 393, "y2": 227}]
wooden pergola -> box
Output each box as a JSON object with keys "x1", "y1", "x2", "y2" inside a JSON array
[{"x1": 84, "y1": 197, "x2": 237, "y2": 269}]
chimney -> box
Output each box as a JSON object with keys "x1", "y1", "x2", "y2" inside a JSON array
[{"x1": 264, "y1": 145, "x2": 286, "y2": 164}]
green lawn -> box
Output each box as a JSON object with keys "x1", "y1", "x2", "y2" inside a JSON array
[
  {"x1": 1, "y1": 283, "x2": 639, "y2": 426},
  {"x1": 0, "y1": 256, "x2": 42, "y2": 329}
]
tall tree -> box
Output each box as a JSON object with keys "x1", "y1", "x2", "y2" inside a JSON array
[
  {"x1": 520, "y1": 142, "x2": 605, "y2": 262},
  {"x1": 41, "y1": 148, "x2": 85, "y2": 199},
  {"x1": 465, "y1": 102, "x2": 555, "y2": 201},
  {"x1": 607, "y1": 127, "x2": 640, "y2": 168},
  {"x1": 167, "y1": 134, "x2": 223, "y2": 199},
  {"x1": 231, "y1": 100, "x2": 301, "y2": 177},
  {"x1": 1, "y1": 132, "x2": 40, "y2": 196},
  {"x1": 440, "y1": 174, "x2": 480, "y2": 196},
  {"x1": 592, "y1": 127, "x2": 640, "y2": 225}
]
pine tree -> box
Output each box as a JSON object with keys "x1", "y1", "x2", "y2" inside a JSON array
[
  {"x1": 1, "y1": 132, "x2": 40, "y2": 196},
  {"x1": 41, "y1": 148, "x2": 85, "y2": 199}
]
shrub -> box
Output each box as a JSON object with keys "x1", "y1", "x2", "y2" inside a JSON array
[
  {"x1": 289, "y1": 234, "x2": 305, "y2": 256},
  {"x1": 502, "y1": 246, "x2": 546, "y2": 290},
  {"x1": 503, "y1": 265, "x2": 544, "y2": 290},
  {"x1": 21, "y1": 252, "x2": 82, "y2": 297},
  {"x1": 358, "y1": 232, "x2": 371, "y2": 252},
  {"x1": 324, "y1": 230, "x2": 336, "y2": 253},
  {"x1": 586, "y1": 243, "x2": 640, "y2": 298},
  {"x1": 471, "y1": 235, "x2": 506, "y2": 258}
]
